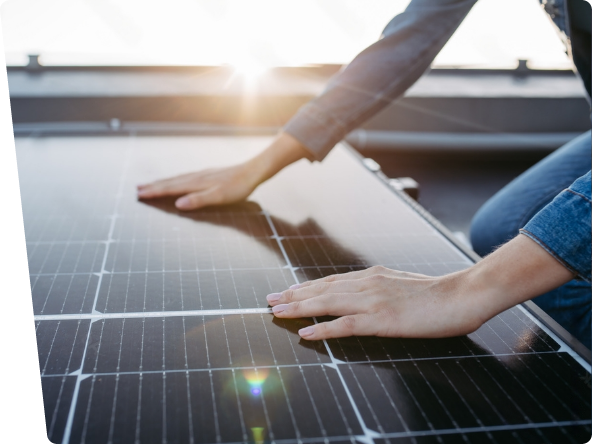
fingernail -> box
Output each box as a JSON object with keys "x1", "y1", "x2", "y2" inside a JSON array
[
  {"x1": 137, "y1": 189, "x2": 148, "y2": 197},
  {"x1": 266, "y1": 293, "x2": 281, "y2": 303},
  {"x1": 299, "y1": 326, "x2": 315, "y2": 337},
  {"x1": 176, "y1": 197, "x2": 190, "y2": 208},
  {"x1": 272, "y1": 304, "x2": 289, "y2": 314},
  {"x1": 289, "y1": 284, "x2": 301, "y2": 290}
]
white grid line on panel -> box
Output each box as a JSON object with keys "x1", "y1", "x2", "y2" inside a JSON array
[
  {"x1": 262, "y1": 209, "x2": 378, "y2": 444},
  {"x1": 36, "y1": 350, "x2": 567, "y2": 379},
  {"x1": 34, "y1": 307, "x2": 273, "y2": 321},
  {"x1": 61, "y1": 135, "x2": 135, "y2": 444}
]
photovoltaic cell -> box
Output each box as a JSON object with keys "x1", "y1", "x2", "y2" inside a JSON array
[
  {"x1": 41, "y1": 376, "x2": 77, "y2": 444},
  {"x1": 31, "y1": 274, "x2": 99, "y2": 315},
  {"x1": 80, "y1": 314, "x2": 329, "y2": 373},
  {"x1": 17, "y1": 136, "x2": 590, "y2": 444},
  {"x1": 26, "y1": 241, "x2": 106, "y2": 275},
  {"x1": 95, "y1": 269, "x2": 295, "y2": 313},
  {"x1": 35, "y1": 320, "x2": 90, "y2": 376}
]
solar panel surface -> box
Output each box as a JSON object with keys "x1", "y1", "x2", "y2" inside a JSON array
[{"x1": 17, "y1": 135, "x2": 591, "y2": 444}]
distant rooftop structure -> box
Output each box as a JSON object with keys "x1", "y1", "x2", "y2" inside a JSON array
[{"x1": 2, "y1": 0, "x2": 572, "y2": 70}]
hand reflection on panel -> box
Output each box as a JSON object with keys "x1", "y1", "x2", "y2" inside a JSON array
[
  {"x1": 271, "y1": 215, "x2": 369, "y2": 268},
  {"x1": 138, "y1": 197, "x2": 367, "y2": 269},
  {"x1": 136, "y1": 197, "x2": 273, "y2": 238},
  {"x1": 270, "y1": 316, "x2": 329, "y2": 357}
]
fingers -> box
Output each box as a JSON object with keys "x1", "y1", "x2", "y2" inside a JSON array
[
  {"x1": 137, "y1": 173, "x2": 209, "y2": 199},
  {"x1": 272, "y1": 293, "x2": 371, "y2": 318},
  {"x1": 292, "y1": 267, "x2": 384, "y2": 290},
  {"x1": 174, "y1": 188, "x2": 223, "y2": 210},
  {"x1": 298, "y1": 314, "x2": 379, "y2": 340},
  {"x1": 291, "y1": 266, "x2": 429, "y2": 291},
  {"x1": 267, "y1": 279, "x2": 367, "y2": 306}
]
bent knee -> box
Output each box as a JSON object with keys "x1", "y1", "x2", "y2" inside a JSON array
[{"x1": 469, "y1": 202, "x2": 519, "y2": 257}]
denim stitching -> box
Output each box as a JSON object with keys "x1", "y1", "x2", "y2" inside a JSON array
[{"x1": 566, "y1": 188, "x2": 592, "y2": 204}]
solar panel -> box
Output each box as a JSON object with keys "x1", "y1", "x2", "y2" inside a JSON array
[{"x1": 17, "y1": 135, "x2": 591, "y2": 444}]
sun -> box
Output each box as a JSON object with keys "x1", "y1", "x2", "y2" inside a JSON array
[{"x1": 232, "y1": 58, "x2": 269, "y2": 80}]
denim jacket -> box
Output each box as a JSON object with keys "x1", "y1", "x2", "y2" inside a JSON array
[
  {"x1": 521, "y1": 172, "x2": 591, "y2": 282},
  {"x1": 283, "y1": 0, "x2": 591, "y2": 280}
]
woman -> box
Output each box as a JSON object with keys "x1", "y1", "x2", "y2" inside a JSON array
[{"x1": 137, "y1": 0, "x2": 591, "y2": 347}]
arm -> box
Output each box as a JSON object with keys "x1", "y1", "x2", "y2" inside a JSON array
[
  {"x1": 284, "y1": 0, "x2": 478, "y2": 160},
  {"x1": 267, "y1": 234, "x2": 575, "y2": 340},
  {"x1": 268, "y1": 172, "x2": 592, "y2": 340},
  {"x1": 137, "y1": 132, "x2": 309, "y2": 210},
  {"x1": 138, "y1": 0, "x2": 478, "y2": 208}
]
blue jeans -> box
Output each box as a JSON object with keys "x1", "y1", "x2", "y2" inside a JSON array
[{"x1": 470, "y1": 131, "x2": 592, "y2": 349}]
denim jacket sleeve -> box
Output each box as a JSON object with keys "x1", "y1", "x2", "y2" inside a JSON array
[
  {"x1": 283, "y1": 0, "x2": 478, "y2": 161},
  {"x1": 520, "y1": 171, "x2": 592, "y2": 282}
]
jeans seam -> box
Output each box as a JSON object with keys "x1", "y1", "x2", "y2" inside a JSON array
[{"x1": 566, "y1": 189, "x2": 592, "y2": 204}]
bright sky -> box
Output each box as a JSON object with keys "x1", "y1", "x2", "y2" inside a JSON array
[{"x1": 0, "y1": 0, "x2": 572, "y2": 69}]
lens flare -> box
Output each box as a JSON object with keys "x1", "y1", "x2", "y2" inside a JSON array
[
  {"x1": 243, "y1": 368, "x2": 269, "y2": 396},
  {"x1": 251, "y1": 427, "x2": 265, "y2": 444}
]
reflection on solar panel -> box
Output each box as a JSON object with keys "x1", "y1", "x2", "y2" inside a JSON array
[{"x1": 18, "y1": 136, "x2": 591, "y2": 444}]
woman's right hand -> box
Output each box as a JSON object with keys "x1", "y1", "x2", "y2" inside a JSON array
[
  {"x1": 137, "y1": 162, "x2": 262, "y2": 210},
  {"x1": 136, "y1": 132, "x2": 310, "y2": 211}
]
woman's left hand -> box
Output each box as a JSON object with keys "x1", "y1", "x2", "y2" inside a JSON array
[
  {"x1": 266, "y1": 265, "x2": 484, "y2": 341},
  {"x1": 266, "y1": 234, "x2": 576, "y2": 341}
]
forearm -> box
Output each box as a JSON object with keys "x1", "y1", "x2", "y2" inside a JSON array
[
  {"x1": 246, "y1": 132, "x2": 311, "y2": 185},
  {"x1": 454, "y1": 234, "x2": 575, "y2": 328},
  {"x1": 284, "y1": 0, "x2": 478, "y2": 161}
]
